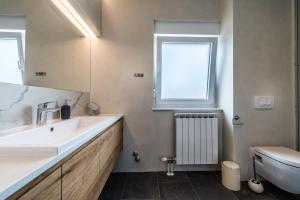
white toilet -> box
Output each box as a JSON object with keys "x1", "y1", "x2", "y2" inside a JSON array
[{"x1": 251, "y1": 146, "x2": 300, "y2": 194}]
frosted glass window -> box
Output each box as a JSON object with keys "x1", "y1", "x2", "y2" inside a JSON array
[
  {"x1": 0, "y1": 33, "x2": 24, "y2": 85},
  {"x1": 161, "y1": 42, "x2": 210, "y2": 100},
  {"x1": 153, "y1": 35, "x2": 218, "y2": 109}
]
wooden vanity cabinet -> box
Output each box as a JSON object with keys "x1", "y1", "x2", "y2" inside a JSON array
[
  {"x1": 61, "y1": 119, "x2": 123, "y2": 200},
  {"x1": 9, "y1": 119, "x2": 123, "y2": 200}
]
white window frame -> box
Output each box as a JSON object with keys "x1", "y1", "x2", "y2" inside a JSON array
[
  {"x1": 0, "y1": 31, "x2": 25, "y2": 82},
  {"x1": 153, "y1": 35, "x2": 218, "y2": 109}
]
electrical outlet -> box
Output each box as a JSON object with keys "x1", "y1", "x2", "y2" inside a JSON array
[{"x1": 134, "y1": 73, "x2": 144, "y2": 78}]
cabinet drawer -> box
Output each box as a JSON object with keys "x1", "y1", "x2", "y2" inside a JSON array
[
  {"x1": 99, "y1": 121, "x2": 123, "y2": 169},
  {"x1": 62, "y1": 138, "x2": 100, "y2": 200},
  {"x1": 99, "y1": 120, "x2": 123, "y2": 191}
]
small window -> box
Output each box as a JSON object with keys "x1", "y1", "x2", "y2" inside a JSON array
[
  {"x1": 0, "y1": 32, "x2": 25, "y2": 85},
  {"x1": 153, "y1": 35, "x2": 218, "y2": 109}
]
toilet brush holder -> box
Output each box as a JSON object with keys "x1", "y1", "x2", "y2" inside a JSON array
[
  {"x1": 248, "y1": 156, "x2": 264, "y2": 193},
  {"x1": 248, "y1": 179, "x2": 264, "y2": 194}
]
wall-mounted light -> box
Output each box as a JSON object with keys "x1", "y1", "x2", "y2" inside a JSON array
[{"x1": 51, "y1": 0, "x2": 96, "y2": 38}]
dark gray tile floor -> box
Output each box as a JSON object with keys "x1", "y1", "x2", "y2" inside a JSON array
[{"x1": 99, "y1": 172, "x2": 300, "y2": 200}]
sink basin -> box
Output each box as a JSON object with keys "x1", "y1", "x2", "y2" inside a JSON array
[{"x1": 0, "y1": 116, "x2": 118, "y2": 157}]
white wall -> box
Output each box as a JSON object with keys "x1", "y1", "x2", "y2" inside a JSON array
[
  {"x1": 91, "y1": 0, "x2": 221, "y2": 172},
  {"x1": 233, "y1": 0, "x2": 296, "y2": 180}
]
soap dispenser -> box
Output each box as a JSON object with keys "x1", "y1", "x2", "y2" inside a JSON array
[{"x1": 61, "y1": 99, "x2": 71, "y2": 120}]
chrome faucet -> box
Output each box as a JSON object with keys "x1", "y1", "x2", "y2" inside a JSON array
[{"x1": 36, "y1": 101, "x2": 61, "y2": 125}]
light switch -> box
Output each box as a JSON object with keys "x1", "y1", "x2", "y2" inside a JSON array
[{"x1": 254, "y1": 96, "x2": 274, "y2": 110}]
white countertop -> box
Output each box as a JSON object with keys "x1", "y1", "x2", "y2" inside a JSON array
[{"x1": 0, "y1": 114, "x2": 123, "y2": 200}]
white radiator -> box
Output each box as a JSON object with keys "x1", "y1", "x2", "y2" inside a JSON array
[{"x1": 175, "y1": 113, "x2": 219, "y2": 165}]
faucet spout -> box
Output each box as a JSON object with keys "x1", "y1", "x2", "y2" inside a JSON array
[{"x1": 36, "y1": 101, "x2": 61, "y2": 125}]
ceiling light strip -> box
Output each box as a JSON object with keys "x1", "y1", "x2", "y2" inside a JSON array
[{"x1": 51, "y1": 0, "x2": 96, "y2": 37}]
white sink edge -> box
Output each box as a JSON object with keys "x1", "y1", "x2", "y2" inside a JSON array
[
  {"x1": 0, "y1": 116, "x2": 117, "y2": 157},
  {"x1": 0, "y1": 119, "x2": 62, "y2": 138}
]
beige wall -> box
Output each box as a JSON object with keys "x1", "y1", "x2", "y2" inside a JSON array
[
  {"x1": 233, "y1": 0, "x2": 296, "y2": 180},
  {"x1": 216, "y1": 0, "x2": 234, "y2": 162},
  {"x1": 91, "y1": 0, "x2": 220, "y2": 172},
  {"x1": 0, "y1": 0, "x2": 91, "y2": 92},
  {"x1": 91, "y1": 0, "x2": 296, "y2": 177}
]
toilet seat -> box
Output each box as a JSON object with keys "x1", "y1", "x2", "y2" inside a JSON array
[{"x1": 254, "y1": 146, "x2": 300, "y2": 168}]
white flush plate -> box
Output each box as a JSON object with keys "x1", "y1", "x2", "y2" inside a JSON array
[{"x1": 254, "y1": 96, "x2": 274, "y2": 110}]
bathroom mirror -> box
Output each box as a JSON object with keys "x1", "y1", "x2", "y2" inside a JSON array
[{"x1": 0, "y1": 0, "x2": 91, "y2": 92}]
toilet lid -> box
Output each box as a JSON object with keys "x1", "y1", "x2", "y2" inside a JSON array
[{"x1": 254, "y1": 146, "x2": 300, "y2": 168}]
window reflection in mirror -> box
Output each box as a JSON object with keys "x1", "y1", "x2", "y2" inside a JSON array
[
  {"x1": 0, "y1": 0, "x2": 91, "y2": 92},
  {"x1": 0, "y1": 31, "x2": 25, "y2": 85}
]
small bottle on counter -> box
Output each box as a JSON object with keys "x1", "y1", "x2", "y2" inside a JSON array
[{"x1": 61, "y1": 99, "x2": 71, "y2": 120}]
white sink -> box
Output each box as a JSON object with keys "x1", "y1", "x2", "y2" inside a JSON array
[{"x1": 0, "y1": 116, "x2": 118, "y2": 157}]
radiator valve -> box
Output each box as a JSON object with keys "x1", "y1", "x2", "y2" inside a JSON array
[{"x1": 161, "y1": 157, "x2": 176, "y2": 176}]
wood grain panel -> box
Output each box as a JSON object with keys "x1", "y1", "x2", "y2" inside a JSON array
[
  {"x1": 17, "y1": 167, "x2": 61, "y2": 200},
  {"x1": 99, "y1": 120, "x2": 123, "y2": 192},
  {"x1": 99, "y1": 139, "x2": 122, "y2": 192},
  {"x1": 62, "y1": 137, "x2": 100, "y2": 200}
]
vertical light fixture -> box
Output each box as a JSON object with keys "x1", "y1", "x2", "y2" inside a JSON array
[{"x1": 51, "y1": 0, "x2": 96, "y2": 37}]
